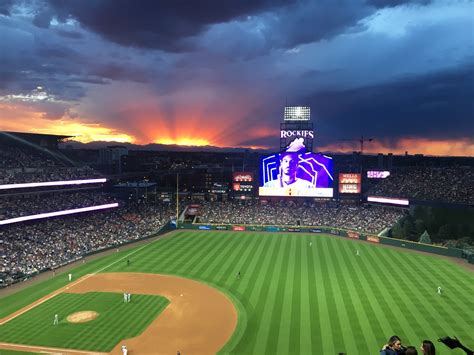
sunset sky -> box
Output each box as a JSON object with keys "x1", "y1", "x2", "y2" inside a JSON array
[{"x1": 0, "y1": 0, "x2": 473, "y2": 156}]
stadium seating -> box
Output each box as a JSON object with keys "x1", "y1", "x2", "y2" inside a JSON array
[
  {"x1": 198, "y1": 200, "x2": 406, "y2": 235},
  {"x1": 367, "y1": 167, "x2": 474, "y2": 205}
]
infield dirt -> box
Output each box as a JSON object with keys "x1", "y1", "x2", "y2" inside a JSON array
[{"x1": 0, "y1": 272, "x2": 238, "y2": 354}]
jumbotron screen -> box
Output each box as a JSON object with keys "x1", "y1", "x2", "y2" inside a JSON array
[{"x1": 259, "y1": 152, "x2": 334, "y2": 197}]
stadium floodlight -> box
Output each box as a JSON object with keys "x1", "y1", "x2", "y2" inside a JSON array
[
  {"x1": 367, "y1": 196, "x2": 409, "y2": 206},
  {"x1": 0, "y1": 203, "x2": 119, "y2": 226},
  {"x1": 0, "y1": 178, "x2": 107, "y2": 190},
  {"x1": 284, "y1": 106, "x2": 310, "y2": 121}
]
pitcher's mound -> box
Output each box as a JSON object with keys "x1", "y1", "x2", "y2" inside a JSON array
[{"x1": 66, "y1": 311, "x2": 98, "y2": 323}]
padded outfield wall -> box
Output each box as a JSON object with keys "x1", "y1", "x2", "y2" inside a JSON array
[{"x1": 179, "y1": 223, "x2": 468, "y2": 261}]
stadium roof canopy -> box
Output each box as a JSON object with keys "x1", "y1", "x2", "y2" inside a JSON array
[
  {"x1": 0, "y1": 131, "x2": 74, "y2": 149},
  {"x1": 0, "y1": 131, "x2": 73, "y2": 141}
]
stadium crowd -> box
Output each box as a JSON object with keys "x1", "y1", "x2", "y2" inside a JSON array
[
  {"x1": 0, "y1": 191, "x2": 117, "y2": 220},
  {"x1": 198, "y1": 200, "x2": 406, "y2": 234},
  {"x1": 0, "y1": 144, "x2": 103, "y2": 185},
  {"x1": 0, "y1": 166, "x2": 103, "y2": 185},
  {"x1": 0, "y1": 146, "x2": 61, "y2": 170},
  {"x1": 368, "y1": 167, "x2": 474, "y2": 205},
  {"x1": 0, "y1": 201, "x2": 176, "y2": 286}
]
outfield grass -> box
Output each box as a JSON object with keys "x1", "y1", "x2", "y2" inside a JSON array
[
  {"x1": 1, "y1": 230, "x2": 473, "y2": 354},
  {"x1": 0, "y1": 292, "x2": 168, "y2": 352}
]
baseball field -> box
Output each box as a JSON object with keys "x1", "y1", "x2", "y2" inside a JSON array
[{"x1": 1, "y1": 230, "x2": 473, "y2": 354}]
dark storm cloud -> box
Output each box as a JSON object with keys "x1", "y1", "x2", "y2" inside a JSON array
[
  {"x1": 307, "y1": 64, "x2": 474, "y2": 147},
  {"x1": 0, "y1": 15, "x2": 154, "y2": 100},
  {"x1": 35, "y1": 0, "x2": 432, "y2": 53},
  {"x1": 54, "y1": 28, "x2": 83, "y2": 39},
  {"x1": 43, "y1": 0, "x2": 293, "y2": 51},
  {"x1": 0, "y1": 0, "x2": 15, "y2": 15},
  {"x1": 32, "y1": 8, "x2": 53, "y2": 28},
  {"x1": 366, "y1": 0, "x2": 432, "y2": 7}
]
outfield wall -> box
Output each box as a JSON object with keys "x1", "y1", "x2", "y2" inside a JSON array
[{"x1": 180, "y1": 223, "x2": 467, "y2": 261}]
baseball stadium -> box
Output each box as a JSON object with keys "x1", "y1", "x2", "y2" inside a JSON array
[{"x1": 1, "y1": 119, "x2": 473, "y2": 355}]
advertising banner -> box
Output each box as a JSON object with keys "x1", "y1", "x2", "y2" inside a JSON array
[
  {"x1": 367, "y1": 171, "x2": 390, "y2": 179},
  {"x1": 347, "y1": 231, "x2": 360, "y2": 239},
  {"x1": 367, "y1": 235, "x2": 380, "y2": 243},
  {"x1": 338, "y1": 173, "x2": 361, "y2": 194},
  {"x1": 288, "y1": 228, "x2": 301, "y2": 232},
  {"x1": 233, "y1": 172, "x2": 254, "y2": 182},
  {"x1": 266, "y1": 226, "x2": 280, "y2": 232}
]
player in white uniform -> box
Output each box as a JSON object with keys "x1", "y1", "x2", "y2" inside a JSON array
[
  {"x1": 356, "y1": 250, "x2": 360, "y2": 256},
  {"x1": 437, "y1": 286, "x2": 442, "y2": 295},
  {"x1": 53, "y1": 314, "x2": 59, "y2": 325},
  {"x1": 68, "y1": 273, "x2": 72, "y2": 281},
  {"x1": 127, "y1": 293, "x2": 131, "y2": 303},
  {"x1": 121, "y1": 345, "x2": 128, "y2": 355},
  {"x1": 123, "y1": 292, "x2": 127, "y2": 303}
]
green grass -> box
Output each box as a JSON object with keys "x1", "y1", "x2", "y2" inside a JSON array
[
  {"x1": 0, "y1": 292, "x2": 169, "y2": 352},
  {"x1": 1, "y1": 230, "x2": 473, "y2": 354}
]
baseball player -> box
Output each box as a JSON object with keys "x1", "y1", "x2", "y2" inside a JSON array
[
  {"x1": 123, "y1": 292, "x2": 127, "y2": 303},
  {"x1": 356, "y1": 250, "x2": 360, "y2": 256},
  {"x1": 121, "y1": 345, "x2": 128, "y2": 355},
  {"x1": 68, "y1": 273, "x2": 72, "y2": 281},
  {"x1": 53, "y1": 314, "x2": 59, "y2": 325},
  {"x1": 127, "y1": 293, "x2": 131, "y2": 303},
  {"x1": 437, "y1": 286, "x2": 442, "y2": 295},
  {"x1": 309, "y1": 241, "x2": 312, "y2": 247}
]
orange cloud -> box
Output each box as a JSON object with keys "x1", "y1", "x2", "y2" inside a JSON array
[{"x1": 0, "y1": 103, "x2": 134, "y2": 143}]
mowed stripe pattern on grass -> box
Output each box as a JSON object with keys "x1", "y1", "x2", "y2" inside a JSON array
[
  {"x1": 0, "y1": 292, "x2": 169, "y2": 352},
  {"x1": 1, "y1": 230, "x2": 473, "y2": 355},
  {"x1": 104, "y1": 231, "x2": 474, "y2": 354}
]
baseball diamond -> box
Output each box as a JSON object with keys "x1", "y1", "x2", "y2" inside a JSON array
[{"x1": 0, "y1": 230, "x2": 473, "y2": 354}]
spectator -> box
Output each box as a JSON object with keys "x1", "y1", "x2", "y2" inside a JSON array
[
  {"x1": 420, "y1": 340, "x2": 436, "y2": 355},
  {"x1": 380, "y1": 335, "x2": 405, "y2": 355}
]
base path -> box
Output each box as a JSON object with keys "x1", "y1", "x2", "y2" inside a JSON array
[{"x1": 0, "y1": 273, "x2": 238, "y2": 355}]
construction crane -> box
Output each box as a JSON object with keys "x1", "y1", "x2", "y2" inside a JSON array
[
  {"x1": 342, "y1": 136, "x2": 373, "y2": 154},
  {"x1": 341, "y1": 136, "x2": 374, "y2": 173}
]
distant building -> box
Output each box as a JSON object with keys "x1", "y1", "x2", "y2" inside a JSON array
[{"x1": 99, "y1": 146, "x2": 129, "y2": 173}]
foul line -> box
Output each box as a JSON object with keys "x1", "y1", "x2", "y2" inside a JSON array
[
  {"x1": 0, "y1": 237, "x2": 162, "y2": 326},
  {"x1": 0, "y1": 342, "x2": 107, "y2": 354}
]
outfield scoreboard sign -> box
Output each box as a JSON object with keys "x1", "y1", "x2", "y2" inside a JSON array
[
  {"x1": 338, "y1": 173, "x2": 361, "y2": 194},
  {"x1": 280, "y1": 130, "x2": 314, "y2": 139},
  {"x1": 281, "y1": 106, "x2": 313, "y2": 151},
  {"x1": 280, "y1": 130, "x2": 314, "y2": 153}
]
